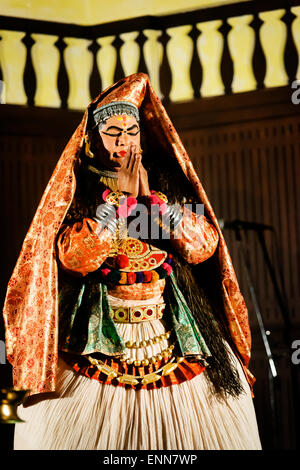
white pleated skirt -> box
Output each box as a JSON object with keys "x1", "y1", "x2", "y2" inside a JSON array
[{"x1": 14, "y1": 319, "x2": 262, "y2": 450}]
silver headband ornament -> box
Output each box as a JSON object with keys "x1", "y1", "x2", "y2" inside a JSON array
[{"x1": 92, "y1": 101, "x2": 140, "y2": 128}]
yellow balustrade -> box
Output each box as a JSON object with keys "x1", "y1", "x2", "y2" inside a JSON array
[
  {"x1": 120, "y1": 31, "x2": 140, "y2": 77},
  {"x1": 197, "y1": 20, "x2": 224, "y2": 97},
  {"x1": 64, "y1": 37, "x2": 93, "y2": 110},
  {"x1": 166, "y1": 25, "x2": 194, "y2": 102},
  {"x1": 143, "y1": 29, "x2": 163, "y2": 99},
  {"x1": 291, "y1": 7, "x2": 300, "y2": 81},
  {"x1": 0, "y1": 30, "x2": 27, "y2": 104},
  {"x1": 227, "y1": 15, "x2": 256, "y2": 93},
  {"x1": 31, "y1": 34, "x2": 60, "y2": 107},
  {"x1": 259, "y1": 9, "x2": 288, "y2": 88},
  {"x1": 96, "y1": 36, "x2": 117, "y2": 91},
  {"x1": 0, "y1": 4, "x2": 297, "y2": 108}
]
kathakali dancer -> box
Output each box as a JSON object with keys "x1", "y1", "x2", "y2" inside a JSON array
[{"x1": 3, "y1": 73, "x2": 261, "y2": 450}]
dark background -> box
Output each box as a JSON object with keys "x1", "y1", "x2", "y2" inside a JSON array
[
  {"x1": 1, "y1": 0, "x2": 300, "y2": 451},
  {"x1": 1, "y1": 86, "x2": 300, "y2": 450}
]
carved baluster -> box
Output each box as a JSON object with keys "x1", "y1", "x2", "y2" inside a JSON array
[
  {"x1": 282, "y1": 8, "x2": 298, "y2": 84},
  {"x1": 166, "y1": 25, "x2": 194, "y2": 102},
  {"x1": 0, "y1": 30, "x2": 27, "y2": 104},
  {"x1": 112, "y1": 35, "x2": 124, "y2": 83},
  {"x1": 197, "y1": 20, "x2": 224, "y2": 97},
  {"x1": 22, "y1": 32, "x2": 36, "y2": 106},
  {"x1": 120, "y1": 31, "x2": 139, "y2": 76},
  {"x1": 291, "y1": 6, "x2": 300, "y2": 81},
  {"x1": 88, "y1": 39, "x2": 101, "y2": 101},
  {"x1": 143, "y1": 29, "x2": 163, "y2": 98},
  {"x1": 251, "y1": 14, "x2": 266, "y2": 90},
  {"x1": 64, "y1": 37, "x2": 93, "y2": 109},
  {"x1": 136, "y1": 30, "x2": 148, "y2": 75},
  {"x1": 55, "y1": 36, "x2": 69, "y2": 109},
  {"x1": 259, "y1": 9, "x2": 288, "y2": 88},
  {"x1": 31, "y1": 34, "x2": 60, "y2": 108},
  {"x1": 97, "y1": 36, "x2": 117, "y2": 91},
  {"x1": 189, "y1": 24, "x2": 202, "y2": 99},
  {"x1": 219, "y1": 20, "x2": 233, "y2": 95},
  {"x1": 227, "y1": 15, "x2": 256, "y2": 93},
  {"x1": 158, "y1": 29, "x2": 171, "y2": 102}
]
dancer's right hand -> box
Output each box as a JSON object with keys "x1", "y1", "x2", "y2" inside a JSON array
[{"x1": 117, "y1": 144, "x2": 141, "y2": 197}]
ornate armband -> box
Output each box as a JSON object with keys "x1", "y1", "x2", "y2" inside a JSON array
[
  {"x1": 102, "y1": 189, "x2": 138, "y2": 218},
  {"x1": 145, "y1": 191, "x2": 183, "y2": 232},
  {"x1": 94, "y1": 190, "x2": 138, "y2": 233},
  {"x1": 94, "y1": 202, "x2": 118, "y2": 234},
  {"x1": 162, "y1": 204, "x2": 183, "y2": 230}
]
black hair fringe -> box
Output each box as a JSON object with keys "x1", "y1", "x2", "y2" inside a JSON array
[{"x1": 143, "y1": 142, "x2": 245, "y2": 399}]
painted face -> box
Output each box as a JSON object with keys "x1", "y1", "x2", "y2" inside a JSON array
[{"x1": 96, "y1": 114, "x2": 140, "y2": 171}]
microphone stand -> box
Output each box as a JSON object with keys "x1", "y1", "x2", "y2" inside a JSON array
[
  {"x1": 222, "y1": 220, "x2": 281, "y2": 448},
  {"x1": 255, "y1": 229, "x2": 300, "y2": 449}
]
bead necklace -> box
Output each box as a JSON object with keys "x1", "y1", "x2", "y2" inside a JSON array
[
  {"x1": 120, "y1": 343, "x2": 175, "y2": 367},
  {"x1": 87, "y1": 164, "x2": 118, "y2": 179},
  {"x1": 100, "y1": 254, "x2": 173, "y2": 285},
  {"x1": 124, "y1": 330, "x2": 172, "y2": 349}
]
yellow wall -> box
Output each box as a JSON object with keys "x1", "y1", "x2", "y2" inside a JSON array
[{"x1": 0, "y1": 0, "x2": 248, "y2": 25}]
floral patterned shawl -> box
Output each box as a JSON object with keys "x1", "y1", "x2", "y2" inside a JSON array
[{"x1": 2, "y1": 73, "x2": 254, "y2": 395}]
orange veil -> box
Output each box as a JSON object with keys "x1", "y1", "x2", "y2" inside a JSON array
[{"x1": 2, "y1": 73, "x2": 254, "y2": 395}]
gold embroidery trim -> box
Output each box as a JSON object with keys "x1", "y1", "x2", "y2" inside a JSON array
[
  {"x1": 109, "y1": 302, "x2": 165, "y2": 323},
  {"x1": 87, "y1": 355, "x2": 184, "y2": 385}
]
